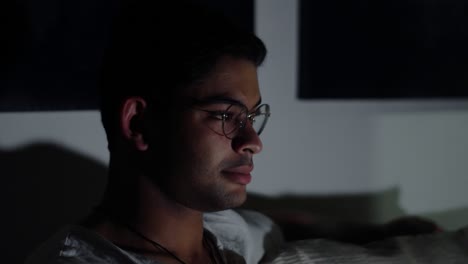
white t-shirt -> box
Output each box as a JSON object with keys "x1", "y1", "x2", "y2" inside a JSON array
[{"x1": 26, "y1": 209, "x2": 284, "y2": 264}]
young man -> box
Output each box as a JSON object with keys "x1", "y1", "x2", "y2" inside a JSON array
[{"x1": 27, "y1": 1, "x2": 282, "y2": 264}]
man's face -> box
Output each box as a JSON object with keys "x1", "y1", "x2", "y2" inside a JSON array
[{"x1": 147, "y1": 56, "x2": 264, "y2": 212}]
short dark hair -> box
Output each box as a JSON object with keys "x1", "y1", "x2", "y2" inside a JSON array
[{"x1": 99, "y1": 1, "x2": 267, "y2": 149}]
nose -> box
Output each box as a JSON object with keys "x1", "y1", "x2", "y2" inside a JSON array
[{"x1": 231, "y1": 121, "x2": 263, "y2": 154}]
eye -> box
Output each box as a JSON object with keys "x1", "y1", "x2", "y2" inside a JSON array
[{"x1": 209, "y1": 111, "x2": 235, "y2": 121}]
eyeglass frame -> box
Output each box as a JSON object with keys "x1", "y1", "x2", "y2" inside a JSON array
[{"x1": 184, "y1": 97, "x2": 271, "y2": 139}]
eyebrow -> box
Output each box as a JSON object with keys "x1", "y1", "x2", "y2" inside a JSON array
[{"x1": 200, "y1": 95, "x2": 262, "y2": 109}]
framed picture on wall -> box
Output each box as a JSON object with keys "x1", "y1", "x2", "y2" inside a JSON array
[
  {"x1": 0, "y1": 0, "x2": 254, "y2": 111},
  {"x1": 298, "y1": 0, "x2": 468, "y2": 99}
]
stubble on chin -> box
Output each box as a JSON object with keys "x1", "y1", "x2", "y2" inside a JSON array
[
  {"x1": 207, "y1": 171, "x2": 250, "y2": 211},
  {"x1": 177, "y1": 170, "x2": 248, "y2": 212}
]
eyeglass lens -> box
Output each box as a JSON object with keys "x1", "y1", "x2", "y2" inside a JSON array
[{"x1": 223, "y1": 104, "x2": 269, "y2": 138}]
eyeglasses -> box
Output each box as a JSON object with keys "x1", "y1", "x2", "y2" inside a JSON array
[{"x1": 187, "y1": 98, "x2": 270, "y2": 139}]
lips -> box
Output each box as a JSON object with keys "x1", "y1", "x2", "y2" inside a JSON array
[{"x1": 222, "y1": 165, "x2": 253, "y2": 185}]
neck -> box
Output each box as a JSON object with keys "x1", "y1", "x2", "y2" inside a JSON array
[{"x1": 90, "y1": 159, "x2": 207, "y2": 262}]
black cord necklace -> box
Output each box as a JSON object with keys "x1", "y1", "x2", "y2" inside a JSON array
[
  {"x1": 122, "y1": 222, "x2": 224, "y2": 264},
  {"x1": 122, "y1": 222, "x2": 187, "y2": 264},
  {"x1": 95, "y1": 206, "x2": 221, "y2": 264}
]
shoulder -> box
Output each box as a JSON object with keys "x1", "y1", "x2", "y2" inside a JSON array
[
  {"x1": 204, "y1": 209, "x2": 284, "y2": 264},
  {"x1": 25, "y1": 225, "x2": 142, "y2": 264}
]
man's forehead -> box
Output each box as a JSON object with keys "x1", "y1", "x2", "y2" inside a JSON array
[{"x1": 185, "y1": 57, "x2": 261, "y2": 108}]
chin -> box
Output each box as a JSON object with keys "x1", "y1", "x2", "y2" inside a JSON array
[
  {"x1": 204, "y1": 190, "x2": 248, "y2": 212},
  {"x1": 222, "y1": 188, "x2": 248, "y2": 208}
]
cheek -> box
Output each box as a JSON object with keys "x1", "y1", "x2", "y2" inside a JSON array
[
  {"x1": 193, "y1": 132, "x2": 230, "y2": 159},
  {"x1": 185, "y1": 132, "x2": 232, "y2": 171},
  {"x1": 204, "y1": 119, "x2": 225, "y2": 137},
  {"x1": 175, "y1": 115, "x2": 234, "y2": 169}
]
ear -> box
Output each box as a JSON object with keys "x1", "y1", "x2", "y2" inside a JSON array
[{"x1": 120, "y1": 97, "x2": 149, "y2": 151}]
